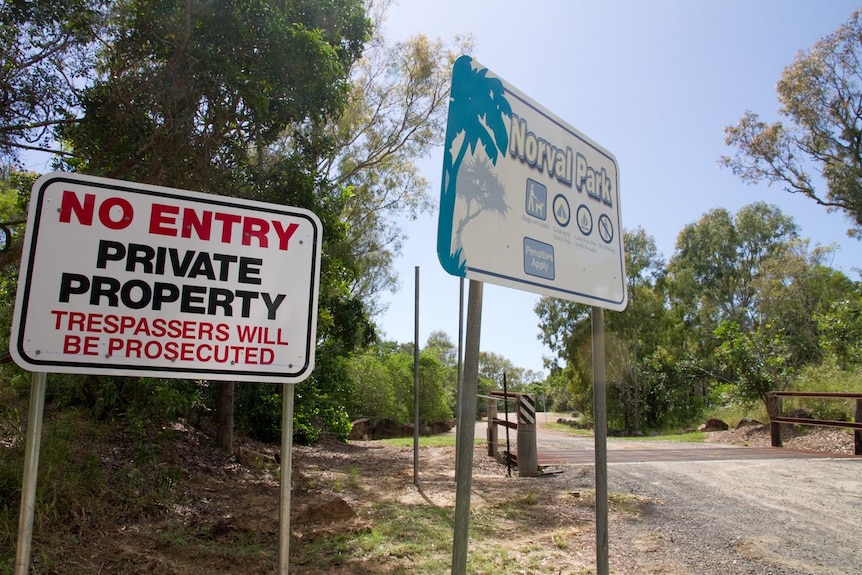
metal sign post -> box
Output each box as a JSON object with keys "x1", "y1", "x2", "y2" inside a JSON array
[
  {"x1": 451, "y1": 279, "x2": 483, "y2": 574},
  {"x1": 278, "y1": 383, "x2": 295, "y2": 574},
  {"x1": 14, "y1": 372, "x2": 46, "y2": 575},
  {"x1": 592, "y1": 306, "x2": 609, "y2": 575},
  {"x1": 413, "y1": 266, "x2": 420, "y2": 486}
]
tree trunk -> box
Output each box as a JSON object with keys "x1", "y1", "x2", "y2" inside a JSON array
[{"x1": 216, "y1": 381, "x2": 235, "y2": 451}]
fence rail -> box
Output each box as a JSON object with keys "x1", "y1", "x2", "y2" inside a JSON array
[{"x1": 766, "y1": 391, "x2": 862, "y2": 455}]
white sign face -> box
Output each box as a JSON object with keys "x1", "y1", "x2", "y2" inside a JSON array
[
  {"x1": 437, "y1": 56, "x2": 627, "y2": 310},
  {"x1": 10, "y1": 173, "x2": 322, "y2": 383}
]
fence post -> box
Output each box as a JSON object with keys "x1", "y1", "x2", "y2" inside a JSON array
[
  {"x1": 767, "y1": 392, "x2": 783, "y2": 448},
  {"x1": 855, "y1": 399, "x2": 862, "y2": 456},
  {"x1": 487, "y1": 399, "x2": 497, "y2": 457}
]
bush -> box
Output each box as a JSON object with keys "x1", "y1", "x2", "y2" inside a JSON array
[{"x1": 789, "y1": 361, "x2": 862, "y2": 421}]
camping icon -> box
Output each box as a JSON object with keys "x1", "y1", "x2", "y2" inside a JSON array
[{"x1": 553, "y1": 194, "x2": 570, "y2": 227}]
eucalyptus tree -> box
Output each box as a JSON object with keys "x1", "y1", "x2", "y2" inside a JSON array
[
  {"x1": 722, "y1": 10, "x2": 862, "y2": 237},
  {"x1": 666, "y1": 202, "x2": 799, "y2": 408},
  {"x1": 667, "y1": 202, "x2": 798, "y2": 332},
  {"x1": 536, "y1": 228, "x2": 673, "y2": 431},
  {"x1": 0, "y1": 0, "x2": 105, "y2": 162},
  {"x1": 322, "y1": 29, "x2": 470, "y2": 312},
  {"x1": 716, "y1": 240, "x2": 857, "y2": 406}
]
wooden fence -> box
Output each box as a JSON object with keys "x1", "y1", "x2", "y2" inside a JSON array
[{"x1": 766, "y1": 391, "x2": 862, "y2": 455}]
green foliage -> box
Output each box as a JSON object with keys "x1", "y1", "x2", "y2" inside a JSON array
[
  {"x1": 345, "y1": 339, "x2": 457, "y2": 426},
  {"x1": 235, "y1": 385, "x2": 283, "y2": 443},
  {"x1": 816, "y1": 295, "x2": 862, "y2": 368},
  {"x1": 715, "y1": 320, "x2": 791, "y2": 406},
  {"x1": 346, "y1": 349, "x2": 404, "y2": 422},
  {"x1": 0, "y1": 0, "x2": 105, "y2": 161},
  {"x1": 789, "y1": 360, "x2": 862, "y2": 421},
  {"x1": 722, "y1": 10, "x2": 862, "y2": 238},
  {"x1": 61, "y1": 0, "x2": 370, "y2": 191},
  {"x1": 326, "y1": 33, "x2": 468, "y2": 310},
  {"x1": 50, "y1": 0, "x2": 376, "y2": 445}
]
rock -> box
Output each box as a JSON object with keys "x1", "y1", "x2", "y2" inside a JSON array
[
  {"x1": 349, "y1": 418, "x2": 372, "y2": 440},
  {"x1": 235, "y1": 446, "x2": 277, "y2": 470},
  {"x1": 735, "y1": 417, "x2": 763, "y2": 429},
  {"x1": 292, "y1": 497, "x2": 370, "y2": 542},
  {"x1": 350, "y1": 417, "x2": 455, "y2": 440},
  {"x1": 556, "y1": 417, "x2": 581, "y2": 428},
  {"x1": 698, "y1": 418, "x2": 729, "y2": 432}
]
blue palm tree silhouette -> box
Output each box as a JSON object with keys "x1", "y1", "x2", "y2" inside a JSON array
[{"x1": 438, "y1": 56, "x2": 512, "y2": 275}]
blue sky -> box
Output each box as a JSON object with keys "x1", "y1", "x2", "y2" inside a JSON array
[{"x1": 376, "y1": 0, "x2": 862, "y2": 375}]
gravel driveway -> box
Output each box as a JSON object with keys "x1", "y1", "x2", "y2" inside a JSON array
[
  {"x1": 523, "y1": 422, "x2": 862, "y2": 574},
  {"x1": 607, "y1": 457, "x2": 862, "y2": 574}
]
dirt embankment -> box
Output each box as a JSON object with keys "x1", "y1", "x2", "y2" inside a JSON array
[{"x1": 18, "y1": 416, "x2": 861, "y2": 574}]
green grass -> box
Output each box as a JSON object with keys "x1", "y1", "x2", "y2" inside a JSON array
[
  {"x1": 379, "y1": 432, "x2": 484, "y2": 448},
  {"x1": 297, "y1": 503, "x2": 454, "y2": 573},
  {"x1": 544, "y1": 422, "x2": 593, "y2": 435},
  {"x1": 617, "y1": 431, "x2": 706, "y2": 442},
  {"x1": 545, "y1": 420, "x2": 707, "y2": 442},
  {"x1": 297, "y1": 488, "x2": 598, "y2": 574}
]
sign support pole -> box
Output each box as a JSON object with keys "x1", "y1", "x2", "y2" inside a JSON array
[
  {"x1": 278, "y1": 383, "x2": 296, "y2": 574},
  {"x1": 413, "y1": 266, "x2": 420, "y2": 486},
  {"x1": 451, "y1": 279, "x2": 483, "y2": 574},
  {"x1": 592, "y1": 307, "x2": 609, "y2": 575},
  {"x1": 15, "y1": 371, "x2": 47, "y2": 575}
]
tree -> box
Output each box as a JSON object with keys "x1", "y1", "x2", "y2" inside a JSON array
[
  {"x1": 816, "y1": 292, "x2": 862, "y2": 368},
  {"x1": 61, "y1": 0, "x2": 368, "y2": 191},
  {"x1": 0, "y1": 170, "x2": 34, "y2": 271},
  {"x1": 667, "y1": 202, "x2": 798, "y2": 330},
  {"x1": 755, "y1": 239, "x2": 855, "y2": 366},
  {"x1": 0, "y1": 0, "x2": 105, "y2": 162},
  {"x1": 322, "y1": 30, "x2": 470, "y2": 312},
  {"x1": 536, "y1": 228, "x2": 677, "y2": 431},
  {"x1": 57, "y1": 0, "x2": 372, "y2": 449},
  {"x1": 722, "y1": 10, "x2": 862, "y2": 237},
  {"x1": 666, "y1": 203, "x2": 803, "y2": 411}
]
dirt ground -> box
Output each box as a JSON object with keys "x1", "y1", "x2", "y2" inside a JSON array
[{"x1": 27, "y1": 415, "x2": 859, "y2": 574}]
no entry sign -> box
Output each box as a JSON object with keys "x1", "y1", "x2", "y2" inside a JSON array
[{"x1": 10, "y1": 173, "x2": 322, "y2": 383}]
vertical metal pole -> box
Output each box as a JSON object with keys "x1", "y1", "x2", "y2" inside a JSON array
[
  {"x1": 503, "y1": 371, "x2": 511, "y2": 478},
  {"x1": 592, "y1": 307, "x2": 609, "y2": 575},
  {"x1": 413, "y1": 266, "x2": 420, "y2": 486},
  {"x1": 15, "y1": 371, "x2": 47, "y2": 575},
  {"x1": 278, "y1": 383, "x2": 295, "y2": 574},
  {"x1": 451, "y1": 279, "x2": 483, "y2": 575},
  {"x1": 455, "y1": 277, "x2": 464, "y2": 479},
  {"x1": 854, "y1": 399, "x2": 862, "y2": 456}
]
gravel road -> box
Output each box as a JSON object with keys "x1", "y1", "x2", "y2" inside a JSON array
[
  {"x1": 523, "y1": 421, "x2": 862, "y2": 574},
  {"x1": 607, "y1": 456, "x2": 862, "y2": 574}
]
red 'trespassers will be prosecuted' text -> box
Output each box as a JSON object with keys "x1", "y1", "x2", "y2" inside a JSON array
[{"x1": 48, "y1": 188, "x2": 305, "y2": 366}]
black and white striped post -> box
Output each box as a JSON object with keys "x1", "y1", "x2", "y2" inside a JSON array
[{"x1": 516, "y1": 393, "x2": 538, "y2": 476}]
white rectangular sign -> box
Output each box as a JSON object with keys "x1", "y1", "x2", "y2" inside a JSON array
[
  {"x1": 10, "y1": 173, "x2": 322, "y2": 383},
  {"x1": 437, "y1": 56, "x2": 627, "y2": 310}
]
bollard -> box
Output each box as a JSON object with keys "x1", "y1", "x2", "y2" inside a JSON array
[{"x1": 516, "y1": 394, "x2": 538, "y2": 476}]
